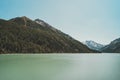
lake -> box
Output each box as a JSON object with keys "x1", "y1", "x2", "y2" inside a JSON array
[{"x1": 0, "y1": 54, "x2": 120, "y2": 80}]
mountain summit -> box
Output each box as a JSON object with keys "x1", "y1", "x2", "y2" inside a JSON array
[
  {"x1": 0, "y1": 16, "x2": 96, "y2": 53},
  {"x1": 83, "y1": 40, "x2": 105, "y2": 51}
]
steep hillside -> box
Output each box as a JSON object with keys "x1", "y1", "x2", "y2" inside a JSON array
[
  {"x1": 0, "y1": 16, "x2": 96, "y2": 53},
  {"x1": 101, "y1": 38, "x2": 120, "y2": 53}
]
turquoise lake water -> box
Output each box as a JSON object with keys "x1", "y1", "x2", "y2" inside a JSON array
[{"x1": 0, "y1": 54, "x2": 120, "y2": 80}]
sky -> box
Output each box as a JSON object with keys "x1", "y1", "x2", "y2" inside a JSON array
[{"x1": 0, "y1": 0, "x2": 120, "y2": 44}]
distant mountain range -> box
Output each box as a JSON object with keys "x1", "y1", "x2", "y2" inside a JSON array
[
  {"x1": 0, "y1": 16, "x2": 96, "y2": 53},
  {"x1": 83, "y1": 39, "x2": 120, "y2": 53},
  {"x1": 83, "y1": 40, "x2": 105, "y2": 51},
  {"x1": 101, "y1": 38, "x2": 120, "y2": 53}
]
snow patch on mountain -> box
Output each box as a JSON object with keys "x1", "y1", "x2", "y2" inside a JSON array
[{"x1": 83, "y1": 40, "x2": 105, "y2": 51}]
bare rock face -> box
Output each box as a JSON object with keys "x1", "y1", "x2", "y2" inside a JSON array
[{"x1": 35, "y1": 19, "x2": 58, "y2": 31}]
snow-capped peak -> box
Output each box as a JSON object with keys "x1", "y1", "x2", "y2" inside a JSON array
[{"x1": 83, "y1": 40, "x2": 105, "y2": 51}]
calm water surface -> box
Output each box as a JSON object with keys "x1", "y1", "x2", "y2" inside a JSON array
[{"x1": 0, "y1": 54, "x2": 120, "y2": 80}]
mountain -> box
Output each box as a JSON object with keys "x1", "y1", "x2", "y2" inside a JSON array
[
  {"x1": 0, "y1": 16, "x2": 96, "y2": 53},
  {"x1": 101, "y1": 38, "x2": 120, "y2": 53},
  {"x1": 83, "y1": 40, "x2": 105, "y2": 51}
]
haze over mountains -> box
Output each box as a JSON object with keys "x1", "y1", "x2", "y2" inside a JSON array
[
  {"x1": 83, "y1": 39, "x2": 120, "y2": 53},
  {"x1": 83, "y1": 40, "x2": 105, "y2": 51},
  {"x1": 0, "y1": 16, "x2": 96, "y2": 53}
]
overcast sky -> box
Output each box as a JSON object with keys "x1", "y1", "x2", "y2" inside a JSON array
[{"x1": 0, "y1": 0, "x2": 120, "y2": 44}]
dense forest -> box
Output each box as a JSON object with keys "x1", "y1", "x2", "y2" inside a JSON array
[{"x1": 0, "y1": 16, "x2": 96, "y2": 53}]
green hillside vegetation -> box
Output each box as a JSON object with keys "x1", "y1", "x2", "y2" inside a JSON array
[{"x1": 0, "y1": 16, "x2": 96, "y2": 53}]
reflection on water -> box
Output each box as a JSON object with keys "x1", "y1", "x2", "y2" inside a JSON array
[{"x1": 0, "y1": 54, "x2": 120, "y2": 80}]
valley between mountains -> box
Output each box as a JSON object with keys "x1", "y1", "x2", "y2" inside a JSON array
[{"x1": 0, "y1": 16, "x2": 119, "y2": 53}]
